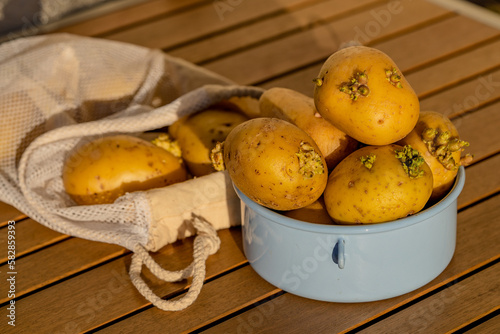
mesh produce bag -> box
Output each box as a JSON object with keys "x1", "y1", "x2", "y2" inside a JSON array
[{"x1": 0, "y1": 33, "x2": 264, "y2": 310}]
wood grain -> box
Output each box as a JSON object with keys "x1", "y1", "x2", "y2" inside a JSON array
[
  {"x1": 97, "y1": 265, "x2": 281, "y2": 333},
  {"x1": 168, "y1": 0, "x2": 382, "y2": 64},
  {"x1": 0, "y1": 228, "x2": 245, "y2": 333},
  {"x1": 451, "y1": 101, "x2": 500, "y2": 163},
  {"x1": 407, "y1": 38, "x2": 500, "y2": 98},
  {"x1": 55, "y1": 0, "x2": 207, "y2": 37},
  {"x1": 0, "y1": 219, "x2": 68, "y2": 264},
  {"x1": 458, "y1": 154, "x2": 500, "y2": 209},
  {"x1": 0, "y1": 201, "x2": 25, "y2": 226},
  {"x1": 373, "y1": 16, "x2": 500, "y2": 74},
  {"x1": 461, "y1": 310, "x2": 500, "y2": 334},
  {"x1": 419, "y1": 67, "x2": 500, "y2": 119},
  {"x1": 204, "y1": 0, "x2": 450, "y2": 85},
  {"x1": 104, "y1": 0, "x2": 316, "y2": 49},
  {"x1": 0, "y1": 237, "x2": 127, "y2": 304},
  {"x1": 259, "y1": 19, "x2": 499, "y2": 97},
  {"x1": 357, "y1": 264, "x2": 500, "y2": 333}
]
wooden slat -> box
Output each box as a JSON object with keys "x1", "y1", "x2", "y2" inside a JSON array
[
  {"x1": 0, "y1": 201, "x2": 25, "y2": 226},
  {"x1": 0, "y1": 238, "x2": 127, "y2": 304},
  {"x1": 257, "y1": 14, "x2": 500, "y2": 94},
  {"x1": 259, "y1": 20, "x2": 500, "y2": 97},
  {"x1": 104, "y1": 0, "x2": 316, "y2": 49},
  {"x1": 190, "y1": 195, "x2": 500, "y2": 333},
  {"x1": 204, "y1": 0, "x2": 451, "y2": 85},
  {"x1": 168, "y1": 0, "x2": 383, "y2": 64},
  {"x1": 0, "y1": 219, "x2": 68, "y2": 263},
  {"x1": 462, "y1": 311, "x2": 500, "y2": 334},
  {"x1": 451, "y1": 101, "x2": 500, "y2": 163},
  {"x1": 97, "y1": 265, "x2": 280, "y2": 333},
  {"x1": 55, "y1": 0, "x2": 207, "y2": 37},
  {"x1": 420, "y1": 67, "x2": 500, "y2": 119},
  {"x1": 373, "y1": 17, "x2": 500, "y2": 74},
  {"x1": 0, "y1": 228, "x2": 246, "y2": 333},
  {"x1": 407, "y1": 39, "x2": 500, "y2": 98},
  {"x1": 356, "y1": 264, "x2": 500, "y2": 333},
  {"x1": 458, "y1": 154, "x2": 500, "y2": 209}
]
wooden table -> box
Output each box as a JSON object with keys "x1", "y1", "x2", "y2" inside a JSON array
[{"x1": 1, "y1": 0, "x2": 499, "y2": 332}]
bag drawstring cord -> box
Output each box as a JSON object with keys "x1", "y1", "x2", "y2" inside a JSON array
[{"x1": 129, "y1": 213, "x2": 220, "y2": 311}]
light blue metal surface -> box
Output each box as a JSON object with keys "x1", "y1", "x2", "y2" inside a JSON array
[{"x1": 236, "y1": 166, "x2": 465, "y2": 303}]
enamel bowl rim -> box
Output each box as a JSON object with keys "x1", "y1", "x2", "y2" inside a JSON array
[{"x1": 235, "y1": 166, "x2": 465, "y2": 235}]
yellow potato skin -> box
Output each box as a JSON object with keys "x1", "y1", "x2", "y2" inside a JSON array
[
  {"x1": 397, "y1": 111, "x2": 461, "y2": 202},
  {"x1": 172, "y1": 109, "x2": 248, "y2": 177},
  {"x1": 314, "y1": 46, "x2": 419, "y2": 145},
  {"x1": 224, "y1": 118, "x2": 328, "y2": 211},
  {"x1": 324, "y1": 145, "x2": 433, "y2": 224},
  {"x1": 63, "y1": 135, "x2": 187, "y2": 205},
  {"x1": 168, "y1": 115, "x2": 189, "y2": 139},
  {"x1": 213, "y1": 96, "x2": 261, "y2": 119},
  {"x1": 259, "y1": 87, "x2": 359, "y2": 171},
  {"x1": 283, "y1": 197, "x2": 334, "y2": 225}
]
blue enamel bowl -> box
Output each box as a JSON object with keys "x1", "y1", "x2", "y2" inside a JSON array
[{"x1": 235, "y1": 167, "x2": 465, "y2": 302}]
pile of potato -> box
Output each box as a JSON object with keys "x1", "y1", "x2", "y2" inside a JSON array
[
  {"x1": 63, "y1": 45, "x2": 471, "y2": 226},
  {"x1": 214, "y1": 45, "x2": 472, "y2": 225}
]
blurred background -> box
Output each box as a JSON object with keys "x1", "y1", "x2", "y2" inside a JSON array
[
  {"x1": 0, "y1": 0, "x2": 144, "y2": 41},
  {"x1": 0, "y1": 0, "x2": 499, "y2": 43}
]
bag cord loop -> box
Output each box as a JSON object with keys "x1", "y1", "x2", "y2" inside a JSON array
[{"x1": 129, "y1": 213, "x2": 221, "y2": 311}]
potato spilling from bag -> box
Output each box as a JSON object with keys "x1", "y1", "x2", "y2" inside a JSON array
[
  {"x1": 259, "y1": 87, "x2": 358, "y2": 171},
  {"x1": 63, "y1": 135, "x2": 188, "y2": 205},
  {"x1": 170, "y1": 109, "x2": 248, "y2": 177},
  {"x1": 212, "y1": 118, "x2": 328, "y2": 211},
  {"x1": 313, "y1": 45, "x2": 419, "y2": 145},
  {"x1": 323, "y1": 145, "x2": 433, "y2": 224},
  {"x1": 397, "y1": 111, "x2": 472, "y2": 202}
]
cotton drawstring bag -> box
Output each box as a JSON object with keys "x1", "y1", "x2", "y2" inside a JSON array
[{"x1": 0, "y1": 33, "x2": 264, "y2": 311}]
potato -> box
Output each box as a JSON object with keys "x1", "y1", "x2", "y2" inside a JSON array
[
  {"x1": 63, "y1": 135, "x2": 187, "y2": 205},
  {"x1": 170, "y1": 109, "x2": 249, "y2": 177},
  {"x1": 313, "y1": 46, "x2": 419, "y2": 145},
  {"x1": 213, "y1": 118, "x2": 328, "y2": 211},
  {"x1": 397, "y1": 111, "x2": 472, "y2": 202},
  {"x1": 211, "y1": 96, "x2": 261, "y2": 119},
  {"x1": 323, "y1": 145, "x2": 433, "y2": 224},
  {"x1": 282, "y1": 197, "x2": 334, "y2": 225},
  {"x1": 167, "y1": 115, "x2": 189, "y2": 139},
  {"x1": 259, "y1": 87, "x2": 359, "y2": 171}
]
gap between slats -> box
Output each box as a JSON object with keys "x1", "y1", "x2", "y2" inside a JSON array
[
  {"x1": 0, "y1": 219, "x2": 70, "y2": 265},
  {"x1": 202, "y1": 1, "x2": 454, "y2": 85},
  {"x1": 102, "y1": 0, "x2": 342, "y2": 50},
  {"x1": 56, "y1": 0, "x2": 212, "y2": 38},
  {"x1": 252, "y1": 17, "x2": 500, "y2": 93},
  {"x1": 0, "y1": 248, "x2": 131, "y2": 307},
  {"x1": 82, "y1": 262, "x2": 253, "y2": 334},
  {"x1": 167, "y1": 0, "x2": 389, "y2": 65},
  {"x1": 161, "y1": 0, "x2": 348, "y2": 54},
  {"x1": 446, "y1": 305, "x2": 500, "y2": 334}
]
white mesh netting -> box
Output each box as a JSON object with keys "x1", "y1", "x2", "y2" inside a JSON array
[{"x1": 0, "y1": 33, "x2": 263, "y2": 251}]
